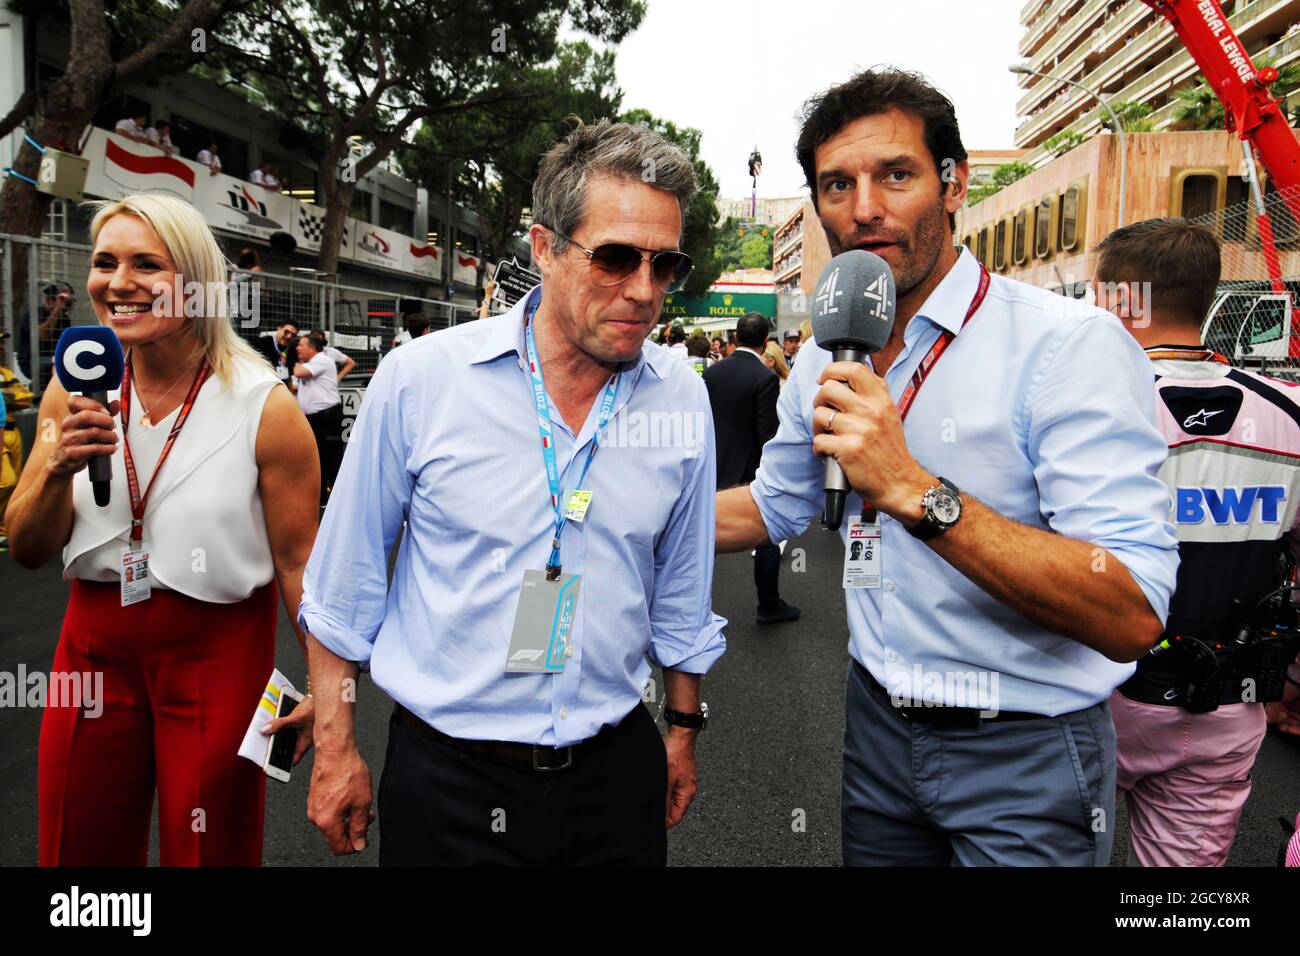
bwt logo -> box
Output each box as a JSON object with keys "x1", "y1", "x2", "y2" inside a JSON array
[{"x1": 1175, "y1": 486, "x2": 1286, "y2": 524}]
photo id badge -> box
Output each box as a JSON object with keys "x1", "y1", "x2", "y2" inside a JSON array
[
  {"x1": 563, "y1": 489, "x2": 593, "y2": 523},
  {"x1": 505, "y1": 569, "x2": 582, "y2": 673},
  {"x1": 842, "y1": 516, "x2": 882, "y2": 589},
  {"x1": 120, "y1": 544, "x2": 152, "y2": 606}
]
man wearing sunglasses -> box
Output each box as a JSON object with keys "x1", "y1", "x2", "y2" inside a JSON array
[
  {"x1": 714, "y1": 67, "x2": 1179, "y2": 866},
  {"x1": 299, "y1": 119, "x2": 724, "y2": 866}
]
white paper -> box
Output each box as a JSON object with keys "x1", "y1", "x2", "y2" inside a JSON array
[{"x1": 237, "y1": 668, "x2": 296, "y2": 766}]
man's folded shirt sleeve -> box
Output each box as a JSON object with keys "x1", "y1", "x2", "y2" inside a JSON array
[
  {"x1": 298, "y1": 352, "x2": 415, "y2": 664},
  {"x1": 648, "y1": 401, "x2": 727, "y2": 674},
  {"x1": 1024, "y1": 313, "x2": 1180, "y2": 625},
  {"x1": 750, "y1": 357, "x2": 825, "y2": 544}
]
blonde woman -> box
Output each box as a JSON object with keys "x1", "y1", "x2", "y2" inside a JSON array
[
  {"x1": 762, "y1": 339, "x2": 790, "y2": 383},
  {"x1": 5, "y1": 193, "x2": 319, "y2": 866}
]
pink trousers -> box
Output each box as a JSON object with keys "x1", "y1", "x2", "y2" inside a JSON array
[{"x1": 1111, "y1": 690, "x2": 1267, "y2": 867}]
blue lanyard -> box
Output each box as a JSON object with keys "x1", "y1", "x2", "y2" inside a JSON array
[{"x1": 524, "y1": 300, "x2": 620, "y2": 579}]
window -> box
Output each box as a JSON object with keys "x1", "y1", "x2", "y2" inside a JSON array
[
  {"x1": 1035, "y1": 194, "x2": 1057, "y2": 259},
  {"x1": 1245, "y1": 295, "x2": 1287, "y2": 349},
  {"x1": 379, "y1": 199, "x2": 414, "y2": 236},
  {"x1": 977, "y1": 227, "x2": 988, "y2": 265},
  {"x1": 1224, "y1": 176, "x2": 1250, "y2": 243},
  {"x1": 1059, "y1": 179, "x2": 1086, "y2": 252},
  {"x1": 963, "y1": 232, "x2": 976, "y2": 254},
  {"x1": 1013, "y1": 206, "x2": 1031, "y2": 266},
  {"x1": 1180, "y1": 175, "x2": 1219, "y2": 220},
  {"x1": 994, "y1": 218, "x2": 1008, "y2": 271}
]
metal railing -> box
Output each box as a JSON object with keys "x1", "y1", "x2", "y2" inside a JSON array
[{"x1": 0, "y1": 233, "x2": 478, "y2": 396}]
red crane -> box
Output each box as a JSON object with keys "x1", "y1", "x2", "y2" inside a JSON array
[{"x1": 1143, "y1": 0, "x2": 1300, "y2": 354}]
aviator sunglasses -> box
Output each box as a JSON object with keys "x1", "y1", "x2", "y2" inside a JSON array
[{"x1": 544, "y1": 226, "x2": 693, "y2": 293}]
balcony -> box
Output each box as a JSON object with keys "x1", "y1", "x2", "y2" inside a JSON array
[
  {"x1": 1021, "y1": 10, "x2": 1300, "y2": 163},
  {"x1": 774, "y1": 229, "x2": 804, "y2": 259},
  {"x1": 1027, "y1": 0, "x2": 1153, "y2": 88},
  {"x1": 1022, "y1": 0, "x2": 1047, "y2": 24},
  {"x1": 1020, "y1": 0, "x2": 1075, "y2": 56},
  {"x1": 1018, "y1": 0, "x2": 1155, "y2": 115},
  {"x1": 1018, "y1": 0, "x2": 1284, "y2": 147}
]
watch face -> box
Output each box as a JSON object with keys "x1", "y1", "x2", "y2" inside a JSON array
[{"x1": 932, "y1": 489, "x2": 962, "y2": 524}]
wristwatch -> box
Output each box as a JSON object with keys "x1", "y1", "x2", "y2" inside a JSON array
[
  {"x1": 662, "y1": 702, "x2": 709, "y2": 732},
  {"x1": 906, "y1": 477, "x2": 963, "y2": 541}
]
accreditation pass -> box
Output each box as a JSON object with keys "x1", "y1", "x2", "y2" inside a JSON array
[{"x1": 842, "y1": 515, "x2": 882, "y2": 589}]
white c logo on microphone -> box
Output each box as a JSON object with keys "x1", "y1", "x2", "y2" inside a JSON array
[{"x1": 64, "y1": 340, "x2": 107, "y2": 381}]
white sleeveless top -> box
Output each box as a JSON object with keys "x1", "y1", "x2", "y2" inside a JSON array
[{"x1": 63, "y1": 354, "x2": 281, "y2": 603}]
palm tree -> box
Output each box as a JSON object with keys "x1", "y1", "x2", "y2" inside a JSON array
[
  {"x1": 1101, "y1": 100, "x2": 1155, "y2": 133},
  {"x1": 1174, "y1": 59, "x2": 1300, "y2": 130}
]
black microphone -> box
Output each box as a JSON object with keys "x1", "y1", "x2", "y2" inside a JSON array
[
  {"x1": 53, "y1": 326, "x2": 126, "y2": 507},
  {"x1": 811, "y1": 250, "x2": 897, "y2": 530}
]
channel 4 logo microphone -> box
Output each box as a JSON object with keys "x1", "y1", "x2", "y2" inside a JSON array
[{"x1": 54, "y1": 326, "x2": 125, "y2": 507}]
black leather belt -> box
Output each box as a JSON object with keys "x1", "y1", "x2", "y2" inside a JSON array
[
  {"x1": 394, "y1": 703, "x2": 607, "y2": 772},
  {"x1": 854, "y1": 659, "x2": 1049, "y2": 727}
]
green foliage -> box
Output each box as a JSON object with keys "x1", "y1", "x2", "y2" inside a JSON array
[
  {"x1": 1174, "y1": 59, "x2": 1300, "y2": 131},
  {"x1": 620, "y1": 108, "x2": 724, "y2": 297},
  {"x1": 966, "y1": 160, "x2": 1033, "y2": 207},
  {"x1": 715, "y1": 217, "x2": 772, "y2": 272},
  {"x1": 992, "y1": 161, "x2": 1034, "y2": 187},
  {"x1": 403, "y1": 39, "x2": 624, "y2": 266},
  {"x1": 1100, "y1": 100, "x2": 1155, "y2": 133},
  {"x1": 211, "y1": 0, "x2": 647, "y2": 269},
  {"x1": 1044, "y1": 130, "x2": 1088, "y2": 157}
]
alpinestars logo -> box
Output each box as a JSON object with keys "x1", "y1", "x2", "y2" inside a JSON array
[{"x1": 1183, "y1": 408, "x2": 1225, "y2": 429}]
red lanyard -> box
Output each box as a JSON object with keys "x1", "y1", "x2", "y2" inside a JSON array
[
  {"x1": 894, "y1": 262, "x2": 990, "y2": 422},
  {"x1": 118, "y1": 356, "x2": 210, "y2": 548},
  {"x1": 859, "y1": 262, "x2": 990, "y2": 521}
]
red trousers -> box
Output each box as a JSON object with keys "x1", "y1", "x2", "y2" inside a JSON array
[{"x1": 39, "y1": 579, "x2": 277, "y2": 866}]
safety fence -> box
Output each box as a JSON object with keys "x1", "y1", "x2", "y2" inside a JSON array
[{"x1": 0, "y1": 233, "x2": 477, "y2": 396}]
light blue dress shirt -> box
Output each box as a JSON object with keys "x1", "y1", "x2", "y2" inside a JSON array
[
  {"x1": 299, "y1": 285, "x2": 726, "y2": 746},
  {"x1": 751, "y1": 248, "x2": 1179, "y2": 715}
]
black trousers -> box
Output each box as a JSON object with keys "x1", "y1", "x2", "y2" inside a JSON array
[
  {"x1": 755, "y1": 540, "x2": 783, "y2": 610},
  {"x1": 305, "y1": 403, "x2": 343, "y2": 506},
  {"x1": 378, "y1": 703, "x2": 668, "y2": 866}
]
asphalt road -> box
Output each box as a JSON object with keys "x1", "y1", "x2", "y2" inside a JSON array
[{"x1": 3, "y1": 523, "x2": 1298, "y2": 866}]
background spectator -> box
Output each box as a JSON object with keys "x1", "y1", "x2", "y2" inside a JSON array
[
  {"x1": 145, "y1": 120, "x2": 175, "y2": 157},
  {"x1": 16, "y1": 282, "x2": 74, "y2": 389},
  {"x1": 113, "y1": 112, "x2": 150, "y2": 145},
  {"x1": 762, "y1": 339, "x2": 790, "y2": 383},
  {"x1": 196, "y1": 142, "x2": 222, "y2": 175},
  {"x1": 0, "y1": 330, "x2": 35, "y2": 553},
  {"x1": 250, "y1": 162, "x2": 282, "y2": 191},
  {"x1": 292, "y1": 330, "x2": 343, "y2": 506},
  {"x1": 667, "y1": 323, "x2": 688, "y2": 360},
  {"x1": 685, "y1": 333, "x2": 712, "y2": 375}
]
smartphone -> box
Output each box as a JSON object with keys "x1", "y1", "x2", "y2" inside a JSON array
[{"x1": 264, "y1": 686, "x2": 304, "y2": 783}]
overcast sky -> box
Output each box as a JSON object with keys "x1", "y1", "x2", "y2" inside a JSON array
[{"x1": 610, "y1": 0, "x2": 1027, "y2": 201}]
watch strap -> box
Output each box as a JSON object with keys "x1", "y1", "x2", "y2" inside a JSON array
[
  {"x1": 907, "y1": 476, "x2": 961, "y2": 541},
  {"x1": 662, "y1": 706, "x2": 707, "y2": 730}
]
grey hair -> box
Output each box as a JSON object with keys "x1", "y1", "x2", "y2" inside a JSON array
[{"x1": 533, "y1": 118, "x2": 697, "y2": 254}]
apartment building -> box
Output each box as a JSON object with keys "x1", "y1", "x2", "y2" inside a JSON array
[{"x1": 1015, "y1": 0, "x2": 1300, "y2": 157}]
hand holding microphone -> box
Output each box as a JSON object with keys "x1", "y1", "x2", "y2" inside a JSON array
[
  {"x1": 810, "y1": 250, "x2": 897, "y2": 529},
  {"x1": 52, "y1": 326, "x2": 125, "y2": 505}
]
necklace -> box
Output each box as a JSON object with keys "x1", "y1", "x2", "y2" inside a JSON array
[{"x1": 132, "y1": 358, "x2": 204, "y2": 427}]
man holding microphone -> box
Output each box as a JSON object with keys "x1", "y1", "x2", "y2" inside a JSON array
[
  {"x1": 716, "y1": 68, "x2": 1179, "y2": 865},
  {"x1": 299, "y1": 119, "x2": 723, "y2": 866}
]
